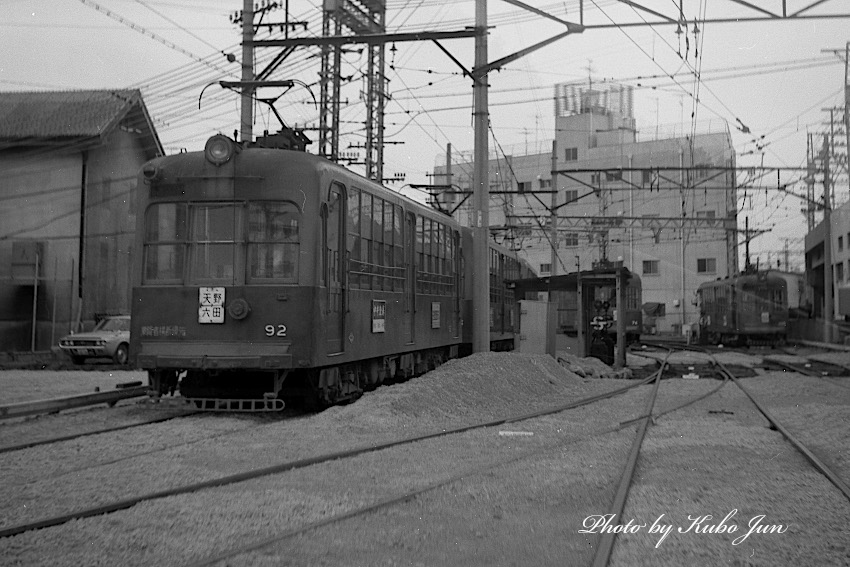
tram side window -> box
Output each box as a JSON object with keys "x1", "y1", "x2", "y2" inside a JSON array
[
  {"x1": 372, "y1": 198, "x2": 384, "y2": 290},
  {"x1": 143, "y1": 203, "x2": 187, "y2": 283},
  {"x1": 394, "y1": 205, "x2": 403, "y2": 292},
  {"x1": 247, "y1": 202, "x2": 299, "y2": 283},
  {"x1": 190, "y1": 204, "x2": 240, "y2": 283},
  {"x1": 416, "y1": 216, "x2": 424, "y2": 293},
  {"x1": 360, "y1": 192, "x2": 372, "y2": 289},
  {"x1": 423, "y1": 219, "x2": 432, "y2": 293},
  {"x1": 348, "y1": 188, "x2": 361, "y2": 289},
  {"x1": 383, "y1": 200, "x2": 394, "y2": 290}
]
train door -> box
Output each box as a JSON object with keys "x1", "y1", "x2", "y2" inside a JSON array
[
  {"x1": 325, "y1": 183, "x2": 345, "y2": 354},
  {"x1": 404, "y1": 212, "x2": 416, "y2": 344},
  {"x1": 453, "y1": 230, "x2": 461, "y2": 338}
]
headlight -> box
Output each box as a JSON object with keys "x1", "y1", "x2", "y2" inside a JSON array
[
  {"x1": 205, "y1": 134, "x2": 235, "y2": 166},
  {"x1": 96, "y1": 340, "x2": 106, "y2": 346}
]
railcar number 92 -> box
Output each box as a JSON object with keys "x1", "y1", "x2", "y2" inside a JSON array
[{"x1": 265, "y1": 325, "x2": 287, "y2": 337}]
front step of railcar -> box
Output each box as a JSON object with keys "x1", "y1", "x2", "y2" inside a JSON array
[{"x1": 147, "y1": 369, "x2": 288, "y2": 412}]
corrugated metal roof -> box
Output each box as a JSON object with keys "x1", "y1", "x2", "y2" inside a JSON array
[{"x1": 0, "y1": 89, "x2": 141, "y2": 139}]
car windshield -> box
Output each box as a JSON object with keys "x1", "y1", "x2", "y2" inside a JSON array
[{"x1": 95, "y1": 318, "x2": 130, "y2": 332}]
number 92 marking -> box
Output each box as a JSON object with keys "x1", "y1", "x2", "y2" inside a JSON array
[{"x1": 265, "y1": 324, "x2": 287, "y2": 337}]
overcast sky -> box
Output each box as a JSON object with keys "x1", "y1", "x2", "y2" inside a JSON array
[{"x1": 2, "y1": 0, "x2": 848, "y2": 271}]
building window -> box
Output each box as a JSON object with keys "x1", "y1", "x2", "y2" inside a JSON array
[
  {"x1": 643, "y1": 260, "x2": 659, "y2": 275},
  {"x1": 539, "y1": 178, "x2": 552, "y2": 189},
  {"x1": 565, "y1": 147, "x2": 578, "y2": 161},
  {"x1": 641, "y1": 169, "x2": 652, "y2": 186},
  {"x1": 517, "y1": 181, "x2": 531, "y2": 194},
  {"x1": 564, "y1": 189, "x2": 578, "y2": 204},
  {"x1": 605, "y1": 170, "x2": 622, "y2": 182},
  {"x1": 590, "y1": 173, "x2": 600, "y2": 185},
  {"x1": 836, "y1": 262, "x2": 845, "y2": 283},
  {"x1": 697, "y1": 258, "x2": 717, "y2": 274},
  {"x1": 839, "y1": 236, "x2": 844, "y2": 252},
  {"x1": 643, "y1": 214, "x2": 661, "y2": 243},
  {"x1": 540, "y1": 263, "x2": 551, "y2": 274},
  {"x1": 563, "y1": 232, "x2": 579, "y2": 247}
]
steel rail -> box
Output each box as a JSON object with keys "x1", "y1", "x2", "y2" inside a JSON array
[
  {"x1": 669, "y1": 343, "x2": 850, "y2": 502},
  {"x1": 766, "y1": 356, "x2": 850, "y2": 390},
  {"x1": 0, "y1": 372, "x2": 659, "y2": 540},
  {"x1": 187, "y1": 411, "x2": 652, "y2": 567},
  {"x1": 716, "y1": 360, "x2": 850, "y2": 503},
  {"x1": 0, "y1": 386, "x2": 149, "y2": 420},
  {"x1": 0, "y1": 412, "x2": 198, "y2": 455},
  {"x1": 591, "y1": 351, "x2": 668, "y2": 567}
]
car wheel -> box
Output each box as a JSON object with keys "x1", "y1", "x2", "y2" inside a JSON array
[
  {"x1": 71, "y1": 355, "x2": 87, "y2": 365},
  {"x1": 113, "y1": 343, "x2": 129, "y2": 365}
]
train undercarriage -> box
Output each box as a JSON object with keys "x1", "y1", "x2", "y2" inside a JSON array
[{"x1": 146, "y1": 344, "x2": 464, "y2": 411}]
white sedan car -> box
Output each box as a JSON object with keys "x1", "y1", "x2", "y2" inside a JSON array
[{"x1": 58, "y1": 315, "x2": 131, "y2": 365}]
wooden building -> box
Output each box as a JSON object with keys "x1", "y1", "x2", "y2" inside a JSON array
[{"x1": 0, "y1": 89, "x2": 163, "y2": 351}]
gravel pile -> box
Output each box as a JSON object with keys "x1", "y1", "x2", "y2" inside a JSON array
[
  {"x1": 557, "y1": 351, "x2": 634, "y2": 379},
  {"x1": 314, "y1": 352, "x2": 586, "y2": 430}
]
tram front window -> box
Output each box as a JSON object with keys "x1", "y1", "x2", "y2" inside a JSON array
[{"x1": 191, "y1": 204, "x2": 239, "y2": 283}]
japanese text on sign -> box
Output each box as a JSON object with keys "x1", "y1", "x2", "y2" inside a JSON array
[
  {"x1": 199, "y1": 287, "x2": 225, "y2": 324},
  {"x1": 372, "y1": 300, "x2": 386, "y2": 333}
]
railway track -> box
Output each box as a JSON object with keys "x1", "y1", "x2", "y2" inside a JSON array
[
  {"x1": 0, "y1": 410, "x2": 196, "y2": 456},
  {"x1": 0, "y1": 372, "x2": 659, "y2": 540},
  {"x1": 0, "y1": 384, "x2": 149, "y2": 421},
  {"x1": 2, "y1": 348, "x2": 848, "y2": 566}
]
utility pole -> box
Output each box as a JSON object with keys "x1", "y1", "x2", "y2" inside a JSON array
[
  {"x1": 240, "y1": 0, "x2": 254, "y2": 144},
  {"x1": 680, "y1": 148, "x2": 686, "y2": 335},
  {"x1": 824, "y1": 133, "x2": 833, "y2": 342},
  {"x1": 550, "y1": 140, "x2": 559, "y2": 276},
  {"x1": 471, "y1": 0, "x2": 489, "y2": 353}
]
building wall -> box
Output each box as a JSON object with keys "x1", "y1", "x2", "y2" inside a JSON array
[
  {"x1": 0, "y1": 128, "x2": 148, "y2": 351},
  {"x1": 81, "y1": 128, "x2": 145, "y2": 325},
  {"x1": 0, "y1": 150, "x2": 82, "y2": 350},
  {"x1": 826, "y1": 200, "x2": 850, "y2": 317},
  {"x1": 434, "y1": 116, "x2": 737, "y2": 335}
]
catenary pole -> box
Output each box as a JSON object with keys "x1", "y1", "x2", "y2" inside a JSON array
[
  {"x1": 472, "y1": 0, "x2": 489, "y2": 353},
  {"x1": 240, "y1": 0, "x2": 254, "y2": 144}
]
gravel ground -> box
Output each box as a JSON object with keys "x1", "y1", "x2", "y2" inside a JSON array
[
  {"x1": 0, "y1": 350, "x2": 848, "y2": 566},
  {"x1": 0, "y1": 370, "x2": 146, "y2": 404}
]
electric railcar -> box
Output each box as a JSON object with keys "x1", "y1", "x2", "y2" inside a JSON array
[
  {"x1": 696, "y1": 270, "x2": 788, "y2": 345},
  {"x1": 554, "y1": 270, "x2": 642, "y2": 344},
  {"x1": 130, "y1": 133, "x2": 530, "y2": 409}
]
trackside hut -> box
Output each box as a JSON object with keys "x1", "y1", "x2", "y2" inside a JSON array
[{"x1": 0, "y1": 89, "x2": 163, "y2": 351}]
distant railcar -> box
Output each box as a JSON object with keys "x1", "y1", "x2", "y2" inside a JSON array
[
  {"x1": 697, "y1": 271, "x2": 788, "y2": 345},
  {"x1": 130, "y1": 133, "x2": 531, "y2": 409},
  {"x1": 554, "y1": 270, "x2": 642, "y2": 344}
]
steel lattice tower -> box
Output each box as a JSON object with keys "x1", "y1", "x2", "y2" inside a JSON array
[{"x1": 319, "y1": 0, "x2": 386, "y2": 182}]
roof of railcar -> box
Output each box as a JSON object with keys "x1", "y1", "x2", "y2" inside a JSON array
[
  {"x1": 698, "y1": 270, "x2": 787, "y2": 290},
  {"x1": 509, "y1": 266, "x2": 637, "y2": 293},
  {"x1": 144, "y1": 144, "x2": 458, "y2": 226}
]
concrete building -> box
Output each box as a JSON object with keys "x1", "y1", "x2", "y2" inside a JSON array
[
  {"x1": 806, "y1": 197, "x2": 850, "y2": 328},
  {"x1": 0, "y1": 89, "x2": 162, "y2": 351},
  {"x1": 433, "y1": 81, "x2": 739, "y2": 334}
]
